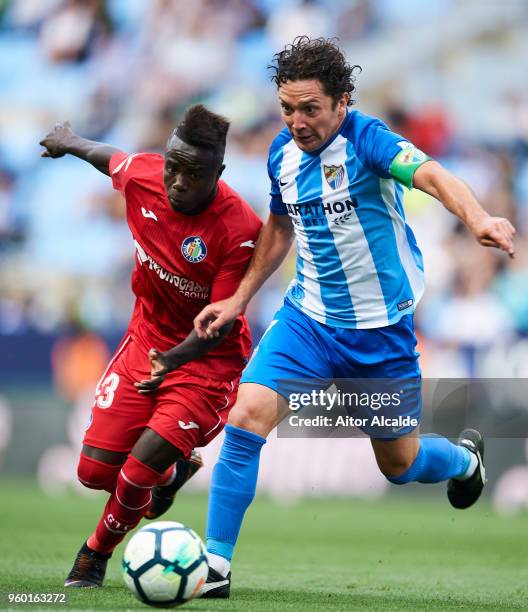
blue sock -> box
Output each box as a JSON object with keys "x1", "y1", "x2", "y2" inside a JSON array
[
  {"x1": 387, "y1": 435, "x2": 471, "y2": 484},
  {"x1": 206, "y1": 424, "x2": 266, "y2": 561}
]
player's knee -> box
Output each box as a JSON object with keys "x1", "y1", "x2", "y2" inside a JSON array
[
  {"x1": 77, "y1": 453, "x2": 121, "y2": 492},
  {"x1": 227, "y1": 402, "x2": 270, "y2": 437},
  {"x1": 377, "y1": 454, "x2": 416, "y2": 482}
]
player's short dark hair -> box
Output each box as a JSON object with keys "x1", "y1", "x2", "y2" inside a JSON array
[
  {"x1": 269, "y1": 36, "x2": 360, "y2": 107},
  {"x1": 173, "y1": 104, "x2": 230, "y2": 162}
]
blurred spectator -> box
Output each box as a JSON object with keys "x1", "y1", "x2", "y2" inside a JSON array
[
  {"x1": 39, "y1": 0, "x2": 113, "y2": 63},
  {"x1": 0, "y1": 166, "x2": 22, "y2": 247},
  {"x1": 267, "y1": 0, "x2": 333, "y2": 48},
  {"x1": 51, "y1": 322, "x2": 110, "y2": 402},
  {"x1": 385, "y1": 103, "x2": 453, "y2": 157}
]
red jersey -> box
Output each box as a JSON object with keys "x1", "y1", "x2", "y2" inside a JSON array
[{"x1": 109, "y1": 151, "x2": 262, "y2": 380}]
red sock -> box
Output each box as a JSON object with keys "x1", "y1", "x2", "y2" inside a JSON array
[
  {"x1": 88, "y1": 455, "x2": 162, "y2": 554},
  {"x1": 157, "y1": 464, "x2": 176, "y2": 486}
]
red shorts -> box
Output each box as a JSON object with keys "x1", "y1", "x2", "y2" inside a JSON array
[{"x1": 83, "y1": 334, "x2": 239, "y2": 457}]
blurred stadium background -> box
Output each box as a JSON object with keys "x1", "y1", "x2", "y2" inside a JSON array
[{"x1": 1, "y1": 0, "x2": 528, "y2": 517}]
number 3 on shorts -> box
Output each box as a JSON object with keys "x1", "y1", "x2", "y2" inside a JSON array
[{"x1": 95, "y1": 372, "x2": 120, "y2": 409}]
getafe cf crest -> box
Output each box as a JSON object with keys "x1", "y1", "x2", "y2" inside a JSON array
[
  {"x1": 181, "y1": 236, "x2": 207, "y2": 263},
  {"x1": 323, "y1": 164, "x2": 345, "y2": 190}
]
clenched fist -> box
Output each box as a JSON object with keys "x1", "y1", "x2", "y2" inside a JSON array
[{"x1": 40, "y1": 121, "x2": 76, "y2": 158}]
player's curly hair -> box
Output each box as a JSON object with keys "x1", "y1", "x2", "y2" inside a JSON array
[
  {"x1": 173, "y1": 104, "x2": 230, "y2": 161},
  {"x1": 269, "y1": 36, "x2": 361, "y2": 107}
]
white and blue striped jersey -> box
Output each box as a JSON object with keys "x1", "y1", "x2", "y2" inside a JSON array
[{"x1": 268, "y1": 110, "x2": 425, "y2": 329}]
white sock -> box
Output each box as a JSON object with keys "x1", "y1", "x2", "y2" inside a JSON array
[
  {"x1": 207, "y1": 552, "x2": 231, "y2": 577},
  {"x1": 455, "y1": 449, "x2": 478, "y2": 481}
]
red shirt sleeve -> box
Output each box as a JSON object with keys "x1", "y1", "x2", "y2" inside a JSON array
[
  {"x1": 109, "y1": 152, "x2": 166, "y2": 199},
  {"x1": 210, "y1": 209, "x2": 262, "y2": 303},
  {"x1": 109, "y1": 151, "x2": 129, "y2": 193}
]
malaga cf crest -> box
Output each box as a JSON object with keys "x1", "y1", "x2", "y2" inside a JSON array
[
  {"x1": 323, "y1": 164, "x2": 345, "y2": 190},
  {"x1": 399, "y1": 148, "x2": 427, "y2": 164},
  {"x1": 181, "y1": 236, "x2": 207, "y2": 263}
]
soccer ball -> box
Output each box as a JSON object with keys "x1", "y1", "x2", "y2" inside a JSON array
[{"x1": 122, "y1": 521, "x2": 208, "y2": 607}]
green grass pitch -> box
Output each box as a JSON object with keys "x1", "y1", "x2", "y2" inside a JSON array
[{"x1": 1, "y1": 480, "x2": 527, "y2": 611}]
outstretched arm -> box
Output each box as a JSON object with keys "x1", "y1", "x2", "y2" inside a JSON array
[
  {"x1": 134, "y1": 325, "x2": 234, "y2": 394},
  {"x1": 413, "y1": 160, "x2": 516, "y2": 257},
  {"x1": 194, "y1": 212, "x2": 295, "y2": 339},
  {"x1": 40, "y1": 121, "x2": 120, "y2": 176}
]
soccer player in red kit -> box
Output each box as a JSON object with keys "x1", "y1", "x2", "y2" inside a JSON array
[{"x1": 39, "y1": 105, "x2": 262, "y2": 588}]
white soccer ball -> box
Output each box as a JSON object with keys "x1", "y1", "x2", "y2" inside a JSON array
[{"x1": 122, "y1": 521, "x2": 208, "y2": 607}]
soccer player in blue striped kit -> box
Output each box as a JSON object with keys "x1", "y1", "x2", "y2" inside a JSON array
[{"x1": 194, "y1": 36, "x2": 516, "y2": 597}]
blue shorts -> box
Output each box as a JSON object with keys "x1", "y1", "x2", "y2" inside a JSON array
[{"x1": 241, "y1": 299, "x2": 421, "y2": 438}]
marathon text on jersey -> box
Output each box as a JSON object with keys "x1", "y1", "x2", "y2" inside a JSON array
[
  {"x1": 285, "y1": 198, "x2": 358, "y2": 217},
  {"x1": 286, "y1": 198, "x2": 358, "y2": 227}
]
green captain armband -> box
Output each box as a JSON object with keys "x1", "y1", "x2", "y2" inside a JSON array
[{"x1": 389, "y1": 143, "x2": 432, "y2": 189}]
